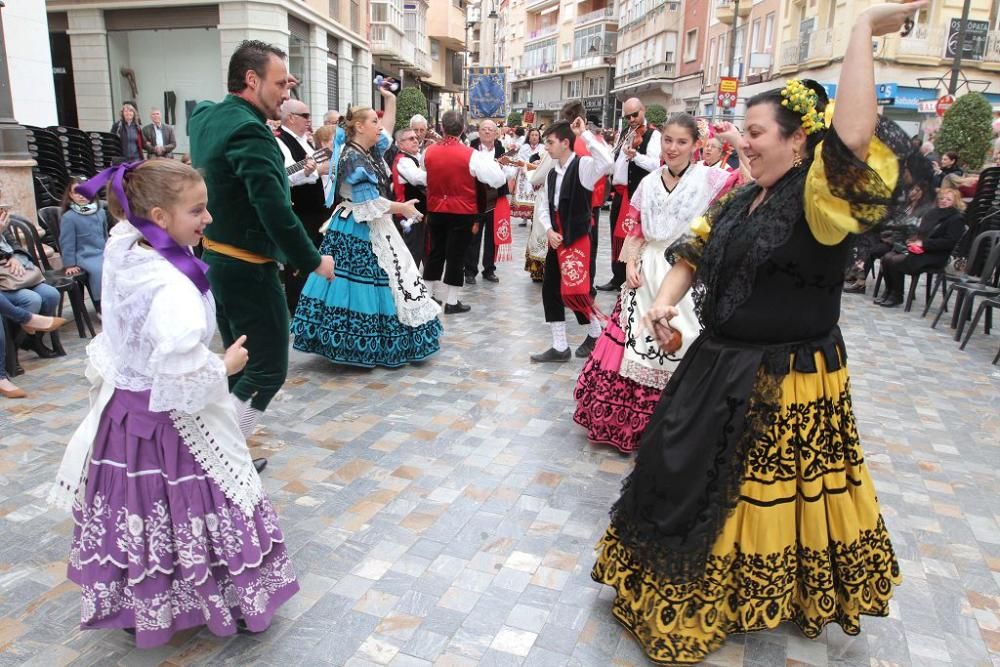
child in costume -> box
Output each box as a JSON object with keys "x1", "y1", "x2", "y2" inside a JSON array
[{"x1": 50, "y1": 159, "x2": 299, "y2": 648}]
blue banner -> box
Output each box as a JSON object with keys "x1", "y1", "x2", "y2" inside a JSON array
[{"x1": 469, "y1": 67, "x2": 506, "y2": 119}]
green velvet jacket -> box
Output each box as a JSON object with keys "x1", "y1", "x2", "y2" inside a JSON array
[{"x1": 189, "y1": 94, "x2": 321, "y2": 272}]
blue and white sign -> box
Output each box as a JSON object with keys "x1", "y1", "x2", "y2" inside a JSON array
[{"x1": 876, "y1": 83, "x2": 897, "y2": 105}]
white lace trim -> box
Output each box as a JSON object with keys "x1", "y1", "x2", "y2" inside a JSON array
[
  {"x1": 619, "y1": 359, "x2": 673, "y2": 390},
  {"x1": 169, "y1": 411, "x2": 264, "y2": 518},
  {"x1": 339, "y1": 197, "x2": 393, "y2": 223},
  {"x1": 150, "y1": 357, "x2": 228, "y2": 415},
  {"x1": 367, "y1": 214, "x2": 441, "y2": 327},
  {"x1": 639, "y1": 164, "x2": 731, "y2": 242}
]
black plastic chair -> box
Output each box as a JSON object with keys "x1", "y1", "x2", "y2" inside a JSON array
[
  {"x1": 924, "y1": 230, "x2": 1000, "y2": 317},
  {"x1": 4, "y1": 217, "x2": 95, "y2": 341},
  {"x1": 3, "y1": 318, "x2": 21, "y2": 379},
  {"x1": 872, "y1": 263, "x2": 940, "y2": 310},
  {"x1": 959, "y1": 295, "x2": 1000, "y2": 363},
  {"x1": 931, "y1": 240, "x2": 1000, "y2": 341},
  {"x1": 36, "y1": 205, "x2": 62, "y2": 253}
]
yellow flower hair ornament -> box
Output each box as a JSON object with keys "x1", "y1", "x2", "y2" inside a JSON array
[{"x1": 780, "y1": 79, "x2": 826, "y2": 136}]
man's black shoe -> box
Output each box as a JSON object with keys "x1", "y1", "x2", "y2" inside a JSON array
[
  {"x1": 530, "y1": 347, "x2": 572, "y2": 363},
  {"x1": 465, "y1": 275, "x2": 477, "y2": 285},
  {"x1": 482, "y1": 273, "x2": 499, "y2": 283},
  {"x1": 575, "y1": 335, "x2": 599, "y2": 358},
  {"x1": 445, "y1": 301, "x2": 471, "y2": 314},
  {"x1": 879, "y1": 297, "x2": 902, "y2": 308},
  {"x1": 595, "y1": 281, "x2": 622, "y2": 292},
  {"x1": 253, "y1": 458, "x2": 268, "y2": 473}
]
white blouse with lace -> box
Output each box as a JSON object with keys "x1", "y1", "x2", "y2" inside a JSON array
[{"x1": 50, "y1": 222, "x2": 263, "y2": 517}]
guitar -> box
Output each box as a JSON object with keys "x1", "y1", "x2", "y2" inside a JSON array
[
  {"x1": 477, "y1": 181, "x2": 500, "y2": 213},
  {"x1": 286, "y1": 147, "x2": 332, "y2": 176}
]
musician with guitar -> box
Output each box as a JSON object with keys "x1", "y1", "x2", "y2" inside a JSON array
[
  {"x1": 598, "y1": 98, "x2": 661, "y2": 292},
  {"x1": 275, "y1": 98, "x2": 332, "y2": 311}
]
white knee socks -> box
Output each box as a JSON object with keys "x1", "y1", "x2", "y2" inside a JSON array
[
  {"x1": 588, "y1": 319, "x2": 603, "y2": 339},
  {"x1": 550, "y1": 322, "x2": 568, "y2": 351},
  {"x1": 445, "y1": 285, "x2": 459, "y2": 306}
]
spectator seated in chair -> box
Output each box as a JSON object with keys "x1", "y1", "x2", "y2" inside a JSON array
[
  {"x1": 0, "y1": 208, "x2": 64, "y2": 358},
  {"x1": 59, "y1": 177, "x2": 108, "y2": 315},
  {"x1": 844, "y1": 182, "x2": 934, "y2": 294},
  {"x1": 878, "y1": 188, "x2": 967, "y2": 308},
  {"x1": 0, "y1": 290, "x2": 67, "y2": 398}
]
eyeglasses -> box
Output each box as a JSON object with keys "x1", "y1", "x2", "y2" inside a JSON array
[
  {"x1": 624, "y1": 111, "x2": 640, "y2": 120},
  {"x1": 290, "y1": 112, "x2": 311, "y2": 119}
]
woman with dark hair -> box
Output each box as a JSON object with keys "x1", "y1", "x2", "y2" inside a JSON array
[
  {"x1": 590, "y1": 3, "x2": 919, "y2": 663},
  {"x1": 573, "y1": 112, "x2": 737, "y2": 453},
  {"x1": 933, "y1": 150, "x2": 963, "y2": 188},
  {"x1": 110, "y1": 103, "x2": 144, "y2": 162}
]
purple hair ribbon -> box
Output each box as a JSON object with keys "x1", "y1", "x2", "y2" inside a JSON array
[{"x1": 78, "y1": 162, "x2": 210, "y2": 294}]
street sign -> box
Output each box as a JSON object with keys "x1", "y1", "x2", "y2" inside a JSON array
[
  {"x1": 876, "y1": 83, "x2": 897, "y2": 106},
  {"x1": 717, "y1": 77, "x2": 739, "y2": 109},
  {"x1": 946, "y1": 18, "x2": 989, "y2": 61},
  {"x1": 936, "y1": 95, "x2": 955, "y2": 117}
]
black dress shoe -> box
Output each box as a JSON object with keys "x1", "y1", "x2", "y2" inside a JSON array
[
  {"x1": 595, "y1": 281, "x2": 622, "y2": 292},
  {"x1": 465, "y1": 275, "x2": 477, "y2": 285},
  {"x1": 253, "y1": 458, "x2": 268, "y2": 473},
  {"x1": 444, "y1": 301, "x2": 471, "y2": 314},
  {"x1": 482, "y1": 273, "x2": 499, "y2": 283},
  {"x1": 879, "y1": 297, "x2": 902, "y2": 308},
  {"x1": 575, "y1": 335, "x2": 599, "y2": 358},
  {"x1": 26, "y1": 338, "x2": 61, "y2": 359},
  {"x1": 842, "y1": 282, "x2": 866, "y2": 294},
  {"x1": 530, "y1": 347, "x2": 572, "y2": 363}
]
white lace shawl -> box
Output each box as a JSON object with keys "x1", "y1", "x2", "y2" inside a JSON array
[
  {"x1": 634, "y1": 163, "x2": 732, "y2": 242},
  {"x1": 49, "y1": 223, "x2": 264, "y2": 516},
  {"x1": 332, "y1": 199, "x2": 441, "y2": 327}
]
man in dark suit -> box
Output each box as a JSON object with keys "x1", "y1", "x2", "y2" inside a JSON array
[{"x1": 141, "y1": 108, "x2": 177, "y2": 158}]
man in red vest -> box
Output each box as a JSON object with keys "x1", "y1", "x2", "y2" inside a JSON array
[{"x1": 423, "y1": 111, "x2": 506, "y2": 314}]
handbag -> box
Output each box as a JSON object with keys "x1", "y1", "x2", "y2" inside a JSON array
[{"x1": 0, "y1": 253, "x2": 45, "y2": 291}]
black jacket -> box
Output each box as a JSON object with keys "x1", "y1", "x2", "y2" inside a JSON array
[{"x1": 914, "y1": 206, "x2": 965, "y2": 259}]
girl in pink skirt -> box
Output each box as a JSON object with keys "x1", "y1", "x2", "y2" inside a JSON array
[{"x1": 49, "y1": 159, "x2": 299, "y2": 648}]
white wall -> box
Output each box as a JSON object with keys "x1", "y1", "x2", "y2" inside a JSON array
[
  {"x1": 107, "y1": 28, "x2": 223, "y2": 154},
  {"x1": 4, "y1": 0, "x2": 58, "y2": 127}
]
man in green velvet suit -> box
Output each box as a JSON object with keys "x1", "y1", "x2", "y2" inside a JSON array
[{"x1": 190, "y1": 40, "x2": 335, "y2": 468}]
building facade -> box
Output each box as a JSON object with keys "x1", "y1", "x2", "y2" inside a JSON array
[
  {"x1": 46, "y1": 0, "x2": 372, "y2": 154},
  {"x1": 504, "y1": 0, "x2": 617, "y2": 127}
]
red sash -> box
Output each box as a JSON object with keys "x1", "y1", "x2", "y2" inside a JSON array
[
  {"x1": 493, "y1": 197, "x2": 512, "y2": 262},
  {"x1": 554, "y1": 212, "x2": 602, "y2": 320},
  {"x1": 611, "y1": 184, "x2": 635, "y2": 260},
  {"x1": 391, "y1": 153, "x2": 407, "y2": 216}
]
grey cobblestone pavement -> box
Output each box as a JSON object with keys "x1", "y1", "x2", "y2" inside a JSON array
[{"x1": 2, "y1": 224, "x2": 999, "y2": 666}]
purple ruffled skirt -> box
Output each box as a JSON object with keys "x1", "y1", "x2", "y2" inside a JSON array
[{"x1": 68, "y1": 389, "x2": 299, "y2": 649}]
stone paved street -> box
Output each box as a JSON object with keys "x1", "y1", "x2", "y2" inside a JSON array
[{"x1": 2, "y1": 224, "x2": 999, "y2": 667}]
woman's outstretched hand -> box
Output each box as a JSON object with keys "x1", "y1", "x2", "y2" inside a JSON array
[{"x1": 860, "y1": 1, "x2": 927, "y2": 38}]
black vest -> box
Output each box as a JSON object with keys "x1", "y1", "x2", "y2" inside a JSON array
[
  {"x1": 471, "y1": 138, "x2": 509, "y2": 196},
  {"x1": 548, "y1": 157, "x2": 593, "y2": 247},
  {"x1": 627, "y1": 128, "x2": 655, "y2": 195},
  {"x1": 277, "y1": 129, "x2": 328, "y2": 215},
  {"x1": 395, "y1": 153, "x2": 427, "y2": 215}
]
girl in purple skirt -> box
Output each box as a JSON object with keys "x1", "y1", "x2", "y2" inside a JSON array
[{"x1": 49, "y1": 159, "x2": 299, "y2": 648}]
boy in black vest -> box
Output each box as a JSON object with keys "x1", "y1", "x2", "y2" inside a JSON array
[{"x1": 530, "y1": 119, "x2": 614, "y2": 363}]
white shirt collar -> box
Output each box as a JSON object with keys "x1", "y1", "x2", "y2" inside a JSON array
[
  {"x1": 554, "y1": 153, "x2": 576, "y2": 175},
  {"x1": 281, "y1": 125, "x2": 308, "y2": 140}
]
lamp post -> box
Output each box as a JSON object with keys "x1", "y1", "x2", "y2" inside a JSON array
[
  {"x1": 0, "y1": 2, "x2": 30, "y2": 162},
  {"x1": 724, "y1": 0, "x2": 741, "y2": 119}
]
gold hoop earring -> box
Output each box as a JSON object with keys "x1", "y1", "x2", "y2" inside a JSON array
[{"x1": 792, "y1": 151, "x2": 804, "y2": 168}]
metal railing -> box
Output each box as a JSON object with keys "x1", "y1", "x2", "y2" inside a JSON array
[
  {"x1": 526, "y1": 24, "x2": 559, "y2": 41},
  {"x1": 987, "y1": 31, "x2": 1000, "y2": 63},
  {"x1": 779, "y1": 39, "x2": 799, "y2": 68},
  {"x1": 575, "y1": 5, "x2": 615, "y2": 26},
  {"x1": 371, "y1": 24, "x2": 404, "y2": 55},
  {"x1": 614, "y1": 61, "x2": 675, "y2": 86}
]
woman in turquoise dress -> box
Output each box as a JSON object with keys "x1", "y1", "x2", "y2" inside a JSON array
[{"x1": 291, "y1": 88, "x2": 442, "y2": 367}]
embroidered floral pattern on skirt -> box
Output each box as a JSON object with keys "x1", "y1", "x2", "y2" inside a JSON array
[{"x1": 68, "y1": 389, "x2": 299, "y2": 649}]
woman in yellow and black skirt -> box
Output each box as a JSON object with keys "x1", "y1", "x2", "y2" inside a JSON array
[{"x1": 591, "y1": 3, "x2": 923, "y2": 663}]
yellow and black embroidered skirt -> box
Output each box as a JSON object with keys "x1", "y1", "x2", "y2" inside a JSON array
[{"x1": 592, "y1": 332, "x2": 900, "y2": 665}]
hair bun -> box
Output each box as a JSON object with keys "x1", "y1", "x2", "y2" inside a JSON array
[{"x1": 800, "y1": 79, "x2": 829, "y2": 112}]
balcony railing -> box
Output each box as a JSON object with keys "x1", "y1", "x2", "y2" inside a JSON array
[
  {"x1": 614, "y1": 61, "x2": 675, "y2": 87},
  {"x1": 987, "y1": 31, "x2": 1000, "y2": 64},
  {"x1": 526, "y1": 24, "x2": 559, "y2": 42},
  {"x1": 525, "y1": 0, "x2": 559, "y2": 11},
  {"x1": 801, "y1": 27, "x2": 834, "y2": 62},
  {"x1": 779, "y1": 39, "x2": 799, "y2": 68},
  {"x1": 575, "y1": 5, "x2": 615, "y2": 26},
  {"x1": 893, "y1": 26, "x2": 946, "y2": 60},
  {"x1": 371, "y1": 24, "x2": 404, "y2": 56}
]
